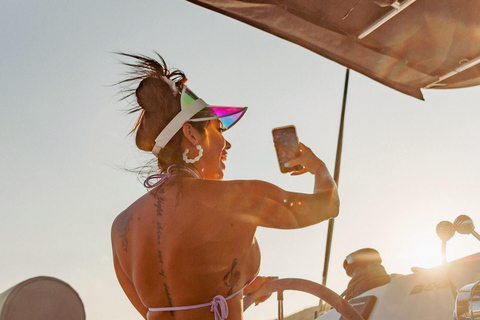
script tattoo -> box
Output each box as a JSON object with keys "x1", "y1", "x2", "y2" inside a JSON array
[
  {"x1": 163, "y1": 283, "x2": 174, "y2": 316},
  {"x1": 156, "y1": 222, "x2": 163, "y2": 245},
  {"x1": 117, "y1": 211, "x2": 133, "y2": 252},
  {"x1": 157, "y1": 250, "x2": 164, "y2": 264},
  {"x1": 223, "y1": 258, "x2": 241, "y2": 295},
  {"x1": 154, "y1": 180, "x2": 178, "y2": 316},
  {"x1": 154, "y1": 196, "x2": 164, "y2": 217}
]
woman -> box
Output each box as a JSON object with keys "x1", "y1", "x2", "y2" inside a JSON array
[{"x1": 111, "y1": 53, "x2": 339, "y2": 320}]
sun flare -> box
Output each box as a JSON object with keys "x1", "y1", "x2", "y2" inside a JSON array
[{"x1": 409, "y1": 238, "x2": 445, "y2": 270}]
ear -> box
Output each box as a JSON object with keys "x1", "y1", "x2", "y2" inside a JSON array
[{"x1": 182, "y1": 122, "x2": 202, "y2": 146}]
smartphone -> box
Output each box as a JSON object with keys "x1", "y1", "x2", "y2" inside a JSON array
[{"x1": 272, "y1": 125, "x2": 300, "y2": 173}]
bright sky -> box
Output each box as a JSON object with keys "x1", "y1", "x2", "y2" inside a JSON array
[{"x1": 1, "y1": 1, "x2": 479, "y2": 319}]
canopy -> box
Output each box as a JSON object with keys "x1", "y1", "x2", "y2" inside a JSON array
[{"x1": 186, "y1": 0, "x2": 480, "y2": 99}]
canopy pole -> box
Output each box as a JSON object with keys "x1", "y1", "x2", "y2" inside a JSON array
[{"x1": 320, "y1": 68, "x2": 349, "y2": 308}]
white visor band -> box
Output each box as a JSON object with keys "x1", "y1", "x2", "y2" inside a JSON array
[{"x1": 151, "y1": 98, "x2": 207, "y2": 156}]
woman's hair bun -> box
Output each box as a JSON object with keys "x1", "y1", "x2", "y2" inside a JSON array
[
  {"x1": 117, "y1": 52, "x2": 186, "y2": 160},
  {"x1": 135, "y1": 77, "x2": 173, "y2": 113}
]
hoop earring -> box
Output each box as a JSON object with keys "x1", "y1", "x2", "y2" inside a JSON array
[{"x1": 183, "y1": 145, "x2": 203, "y2": 164}]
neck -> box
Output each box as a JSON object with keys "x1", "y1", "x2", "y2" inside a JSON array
[{"x1": 167, "y1": 164, "x2": 200, "y2": 179}]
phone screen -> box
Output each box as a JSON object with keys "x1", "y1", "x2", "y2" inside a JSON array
[{"x1": 272, "y1": 125, "x2": 300, "y2": 173}]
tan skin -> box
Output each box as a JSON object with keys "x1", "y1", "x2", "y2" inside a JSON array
[{"x1": 111, "y1": 119, "x2": 339, "y2": 320}]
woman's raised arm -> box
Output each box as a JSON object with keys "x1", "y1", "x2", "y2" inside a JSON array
[{"x1": 197, "y1": 143, "x2": 339, "y2": 229}]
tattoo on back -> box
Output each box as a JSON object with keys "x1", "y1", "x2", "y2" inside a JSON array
[
  {"x1": 156, "y1": 222, "x2": 163, "y2": 245},
  {"x1": 154, "y1": 179, "x2": 181, "y2": 316},
  {"x1": 163, "y1": 283, "x2": 174, "y2": 316},
  {"x1": 117, "y1": 212, "x2": 133, "y2": 252},
  {"x1": 153, "y1": 179, "x2": 176, "y2": 213},
  {"x1": 223, "y1": 258, "x2": 241, "y2": 295},
  {"x1": 154, "y1": 196, "x2": 164, "y2": 217}
]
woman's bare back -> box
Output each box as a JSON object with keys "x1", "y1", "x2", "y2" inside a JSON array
[{"x1": 112, "y1": 176, "x2": 261, "y2": 320}]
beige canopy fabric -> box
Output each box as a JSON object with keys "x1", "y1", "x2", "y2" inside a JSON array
[{"x1": 186, "y1": 0, "x2": 480, "y2": 99}]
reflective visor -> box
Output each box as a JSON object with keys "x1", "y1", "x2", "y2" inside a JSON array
[
  {"x1": 152, "y1": 86, "x2": 247, "y2": 157},
  {"x1": 181, "y1": 87, "x2": 247, "y2": 130}
]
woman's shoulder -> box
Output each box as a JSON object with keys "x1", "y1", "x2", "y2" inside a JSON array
[
  {"x1": 184, "y1": 178, "x2": 285, "y2": 210},
  {"x1": 188, "y1": 178, "x2": 276, "y2": 195},
  {"x1": 111, "y1": 193, "x2": 155, "y2": 236}
]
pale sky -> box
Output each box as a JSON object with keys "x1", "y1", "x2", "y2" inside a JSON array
[{"x1": 1, "y1": 1, "x2": 479, "y2": 319}]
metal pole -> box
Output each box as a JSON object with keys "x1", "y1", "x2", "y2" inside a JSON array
[
  {"x1": 277, "y1": 290, "x2": 284, "y2": 320},
  {"x1": 322, "y1": 68, "x2": 350, "y2": 287}
]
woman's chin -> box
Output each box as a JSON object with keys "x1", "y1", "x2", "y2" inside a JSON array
[{"x1": 214, "y1": 164, "x2": 225, "y2": 180}]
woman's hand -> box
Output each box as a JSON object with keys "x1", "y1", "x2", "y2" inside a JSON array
[
  {"x1": 243, "y1": 276, "x2": 279, "y2": 305},
  {"x1": 286, "y1": 142, "x2": 326, "y2": 176},
  {"x1": 285, "y1": 142, "x2": 338, "y2": 210}
]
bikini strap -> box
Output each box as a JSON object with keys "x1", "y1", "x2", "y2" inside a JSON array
[
  {"x1": 148, "y1": 293, "x2": 233, "y2": 320},
  {"x1": 210, "y1": 295, "x2": 229, "y2": 320},
  {"x1": 144, "y1": 165, "x2": 199, "y2": 188},
  {"x1": 148, "y1": 278, "x2": 254, "y2": 320}
]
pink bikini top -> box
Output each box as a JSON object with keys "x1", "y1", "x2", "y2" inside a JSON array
[{"x1": 148, "y1": 271, "x2": 259, "y2": 320}]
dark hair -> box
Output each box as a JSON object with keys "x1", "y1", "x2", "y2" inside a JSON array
[{"x1": 117, "y1": 52, "x2": 207, "y2": 174}]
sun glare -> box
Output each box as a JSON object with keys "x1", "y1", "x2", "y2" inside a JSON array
[{"x1": 409, "y1": 238, "x2": 444, "y2": 270}]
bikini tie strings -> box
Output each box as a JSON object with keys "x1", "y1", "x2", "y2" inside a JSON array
[
  {"x1": 147, "y1": 273, "x2": 259, "y2": 317},
  {"x1": 210, "y1": 295, "x2": 229, "y2": 320},
  {"x1": 143, "y1": 172, "x2": 170, "y2": 188},
  {"x1": 143, "y1": 165, "x2": 199, "y2": 189}
]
